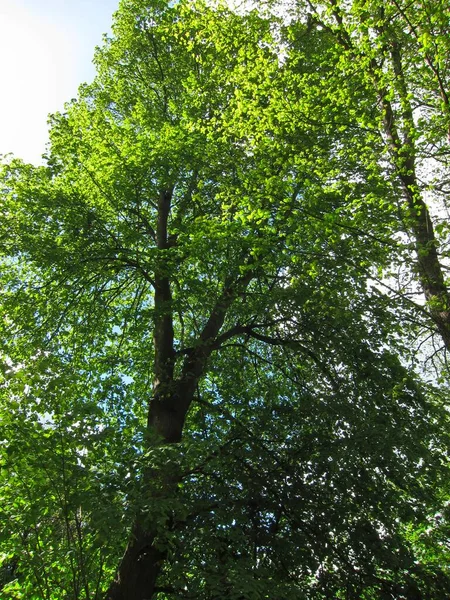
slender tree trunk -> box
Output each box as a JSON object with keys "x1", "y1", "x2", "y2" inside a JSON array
[
  {"x1": 320, "y1": 1, "x2": 450, "y2": 349},
  {"x1": 378, "y1": 42, "x2": 450, "y2": 349}
]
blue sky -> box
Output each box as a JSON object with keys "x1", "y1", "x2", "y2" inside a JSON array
[{"x1": 0, "y1": 0, "x2": 119, "y2": 164}]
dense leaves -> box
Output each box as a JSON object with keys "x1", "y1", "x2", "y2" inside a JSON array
[{"x1": 1, "y1": 0, "x2": 450, "y2": 598}]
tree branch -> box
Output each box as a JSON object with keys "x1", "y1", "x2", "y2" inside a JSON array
[{"x1": 153, "y1": 188, "x2": 175, "y2": 392}]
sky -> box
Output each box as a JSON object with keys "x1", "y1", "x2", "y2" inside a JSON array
[{"x1": 0, "y1": 0, "x2": 119, "y2": 164}]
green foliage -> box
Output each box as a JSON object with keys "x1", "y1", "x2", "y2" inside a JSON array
[{"x1": 1, "y1": 0, "x2": 450, "y2": 598}]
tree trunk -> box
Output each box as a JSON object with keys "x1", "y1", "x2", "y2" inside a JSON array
[
  {"x1": 379, "y1": 43, "x2": 450, "y2": 349},
  {"x1": 321, "y1": 3, "x2": 450, "y2": 349},
  {"x1": 105, "y1": 391, "x2": 185, "y2": 600},
  {"x1": 105, "y1": 522, "x2": 165, "y2": 600},
  {"x1": 105, "y1": 182, "x2": 253, "y2": 598}
]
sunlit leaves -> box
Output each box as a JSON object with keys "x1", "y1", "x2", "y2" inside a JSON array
[{"x1": 1, "y1": 0, "x2": 450, "y2": 598}]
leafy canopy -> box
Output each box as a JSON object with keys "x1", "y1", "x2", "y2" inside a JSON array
[{"x1": 1, "y1": 0, "x2": 450, "y2": 598}]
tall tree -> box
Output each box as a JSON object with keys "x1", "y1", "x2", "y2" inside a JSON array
[
  {"x1": 296, "y1": 0, "x2": 450, "y2": 350},
  {"x1": 1, "y1": 1, "x2": 450, "y2": 599}
]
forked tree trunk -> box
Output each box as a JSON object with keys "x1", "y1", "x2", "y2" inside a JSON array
[
  {"x1": 106, "y1": 187, "x2": 183, "y2": 600},
  {"x1": 103, "y1": 169, "x2": 254, "y2": 598}
]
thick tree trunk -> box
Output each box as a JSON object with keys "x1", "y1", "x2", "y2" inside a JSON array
[
  {"x1": 106, "y1": 188, "x2": 181, "y2": 600},
  {"x1": 105, "y1": 183, "x2": 254, "y2": 598},
  {"x1": 105, "y1": 522, "x2": 165, "y2": 600},
  {"x1": 105, "y1": 393, "x2": 185, "y2": 600}
]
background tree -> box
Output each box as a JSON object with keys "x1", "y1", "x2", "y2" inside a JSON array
[{"x1": 294, "y1": 0, "x2": 450, "y2": 351}]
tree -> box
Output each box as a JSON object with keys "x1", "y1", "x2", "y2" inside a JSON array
[
  {"x1": 295, "y1": 0, "x2": 450, "y2": 350},
  {"x1": 1, "y1": 0, "x2": 449, "y2": 598}
]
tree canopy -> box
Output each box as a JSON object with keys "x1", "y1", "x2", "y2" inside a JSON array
[{"x1": 1, "y1": 1, "x2": 450, "y2": 598}]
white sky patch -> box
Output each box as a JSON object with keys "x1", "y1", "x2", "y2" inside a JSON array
[{"x1": 0, "y1": 0, "x2": 118, "y2": 164}]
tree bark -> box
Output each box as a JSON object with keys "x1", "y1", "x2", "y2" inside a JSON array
[
  {"x1": 105, "y1": 187, "x2": 178, "y2": 600},
  {"x1": 319, "y1": 2, "x2": 450, "y2": 348},
  {"x1": 378, "y1": 43, "x2": 450, "y2": 349},
  {"x1": 105, "y1": 188, "x2": 254, "y2": 598},
  {"x1": 105, "y1": 522, "x2": 165, "y2": 600}
]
